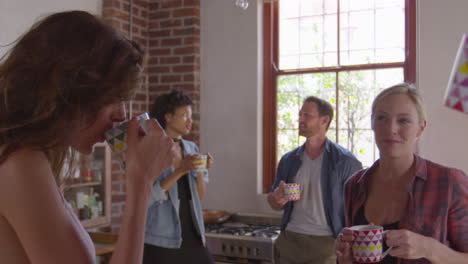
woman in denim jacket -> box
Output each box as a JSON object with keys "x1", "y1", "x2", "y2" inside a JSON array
[{"x1": 143, "y1": 89, "x2": 214, "y2": 264}]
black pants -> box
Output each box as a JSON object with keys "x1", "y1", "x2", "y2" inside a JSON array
[{"x1": 143, "y1": 243, "x2": 214, "y2": 264}]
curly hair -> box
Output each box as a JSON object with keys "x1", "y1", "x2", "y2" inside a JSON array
[
  {"x1": 0, "y1": 11, "x2": 144, "y2": 180},
  {"x1": 149, "y1": 89, "x2": 193, "y2": 129}
]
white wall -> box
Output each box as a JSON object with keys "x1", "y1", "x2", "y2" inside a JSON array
[
  {"x1": 200, "y1": 0, "x2": 468, "y2": 215},
  {"x1": 200, "y1": 0, "x2": 276, "y2": 214},
  {"x1": 0, "y1": 0, "x2": 102, "y2": 57},
  {"x1": 417, "y1": 0, "x2": 468, "y2": 173}
]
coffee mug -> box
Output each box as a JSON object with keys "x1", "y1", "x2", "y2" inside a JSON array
[
  {"x1": 192, "y1": 154, "x2": 208, "y2": 172},
  {"x1": 104, "y1": 112, "x2": 150, "y2": 169},
  {"x1": 283, "y1": 183, "x2": 300, "y2": 201},
  {"x1": 350, "y1": 224, "x2": 392, "y2": 263}
]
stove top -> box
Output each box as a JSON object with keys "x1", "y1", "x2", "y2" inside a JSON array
[
  {"x1": 206, "y1": 222, "x2": 280, "y2": 239},
  {"x1": 204, "y1": 213, "x2": 281, "y2": 263}
]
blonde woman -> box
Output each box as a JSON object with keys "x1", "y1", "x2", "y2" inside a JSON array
[{"x1": 335, "y1": 83, "x2": 468, "y2": 263}]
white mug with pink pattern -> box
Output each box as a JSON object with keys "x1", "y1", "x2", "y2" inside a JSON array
[{"x1": 350, "y1": 224, "x2": 392, "y2": 263}]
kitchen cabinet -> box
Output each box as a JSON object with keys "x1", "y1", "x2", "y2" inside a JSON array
[{"x1": 63, "y1": 143, "x2": 112, "y2": 229}]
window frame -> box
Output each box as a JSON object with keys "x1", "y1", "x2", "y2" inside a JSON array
[{"x1": 262, "y1": 0, "x2": 416, "y2": 193}]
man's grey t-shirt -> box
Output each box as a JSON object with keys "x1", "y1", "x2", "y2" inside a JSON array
[{"x1": 286, "y1": 151, "x2": 333, "y2": 236}]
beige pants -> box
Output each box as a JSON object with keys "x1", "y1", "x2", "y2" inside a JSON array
[{"x1": 274, "y1": 230, "x2": 336, "y2": 264}]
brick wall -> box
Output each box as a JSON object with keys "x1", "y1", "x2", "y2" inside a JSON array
[{"x1": 102, "y1": 0, "x2": 201, "y2": 232}]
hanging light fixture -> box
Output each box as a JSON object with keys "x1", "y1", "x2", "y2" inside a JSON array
[{"x1": 235, "y1": 0, "x2": 249, "y2": 10}]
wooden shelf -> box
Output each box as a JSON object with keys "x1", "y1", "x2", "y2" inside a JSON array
[
  {"x1": 64, "y1": 181, "x2": 103, "y2": 189},
  {"x1": 81, "y1": 216, "x2": 111, "y2": 230}
]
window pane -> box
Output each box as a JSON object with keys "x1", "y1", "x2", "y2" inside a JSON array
[
  {"x1": 375, "y1": 7, "x2": 405, "y2": 62},
  {"x1": 280, "y1": 18, "x2": 300, "y2": 69},
  {"x1": 300, "y1": 0, "x2": 324, "y2": 16},
  {"x1": 340, "y1": 1, "x2": 404, "y2": 65},
  {"x1": 337, "y1": 68, "x2": 404, "y2": 166},
  {"x1": 280, "y1": 0, "x2": 300, "y2": 19},
  {"x1": 277, "y1": 73, "x2": 336, "y2": 161},
  {"x1": 279, "y1": 2, "x2": 338, "y2": 69},
  {"x1": 340, "y1": 0, "x2": 373, "y2": 12}
]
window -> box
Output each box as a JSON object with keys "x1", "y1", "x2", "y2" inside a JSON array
[{"x1": 262, "y1": 0, "x2": 416, "y2": 192}]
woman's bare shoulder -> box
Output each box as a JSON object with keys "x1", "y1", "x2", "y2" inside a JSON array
[
  {"x1": 0, "y1": 147, "x2": 50, "y2": 175},
  {"x1": 0, "y1": 148, "x2": 54, "y2": 209}
]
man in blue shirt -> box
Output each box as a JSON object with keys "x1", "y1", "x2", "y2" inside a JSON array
[{"x1": 267, "y1": 96, "x2": 362, "y2": 264}]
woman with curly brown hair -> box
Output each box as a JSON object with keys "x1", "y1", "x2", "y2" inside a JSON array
[{"x1": 0, "y1": 10, "x2": 174, "y2": 263}]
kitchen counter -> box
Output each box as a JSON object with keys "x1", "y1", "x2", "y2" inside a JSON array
[{"x1": 88, "y1": 232, "x2": 117, "y2": 256}]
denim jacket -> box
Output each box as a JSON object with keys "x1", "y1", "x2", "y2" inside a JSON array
[
  {"x1": 270, "y1": 139, "x2": 362, "y2": 237},
  {"x1": 144, "y1": 139, "x2": 209, "y2": 248}
]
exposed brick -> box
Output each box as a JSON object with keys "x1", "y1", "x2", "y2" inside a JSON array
[
  {"x1": 184, "y1": 17, "x2": 200, "y2": 26},
  {"x1": 173, "y1": 27, "x2": 196, "y2": 36},
  {"x1": 111, "y1": 204, "x2": 122, "y2": 215},
  {"x1": 149, "y1": 85, "x2": 171, "y2": 91},
  {"x1": 148, "y1": 75, "x2": 159, "y2": 83},
  {"x1": 174, "y1": 46, "x2": 197, "y2": 55},
  {"x1": 154, "y1": 66, "x2": 171, "y2": 73},
  {"x1": 150, "y1": 10, "x2": 171, "y2": 19},
  {"x1": 103, "y1": 8, "x2": 130, "y2": 21},
  {"x1": 123, "y1": 3, "x2": 130, "y2": 12},
  {"x1": 160, "y1": 57, "x2": 181, "y2": 64},
  {"x1": 149, "y1": 39, "x2": 160, "y2": 46},
  {"x1": 148, "y1": 57, "x2": 158, "y2": 65},
  {"x1": 175, "y1": 84, "x2": 196, "y2": 90},
  {"x1": 161, "y1": 38, "x2": 182, "y2": 46},
  {"x1": 133, "y1": 0, "x2": 149, "y2": 9},
  {"x1": 173, "y1": 65, "x2": 195, "y2": 73},
  {"x1": 134, "y1": 7, "x2": 141, "y2": 16},
  {"x1": 172, "y1": 7, "x2": 199, "y2": 18},
  {"x1": 183, "y1": 36, "x2": 199, "y2": 45},
  {"x1": 102, "y1": 0, "x2": 121, "y2": 9},
  {"x1": 133, "y1": 36, "x2": 146, "y2": 45},
  {"x1": 160, "y1": 0, "x2": 183, "y2": 9},
  {"x1": 113, "y1": 194, "x2": 126, "y2": 203},
  {"x1": 149, "y1": 21, "x2": 159, "y2": 29},
  {"x1": 112, "y1": 183, "x2": 122, "y2": 192},
  {"x1": 182, "y1": 55, "x2": 196, "y2": 63},
  {"x1": 161, "y1": 75, "x2": 182, "y2": 83},
  {"x1": 149, "y1": 48, "x2": 171, "y2": 56},
  {"x1": 133, "y1": 93, "x2": 147, "y2": 101},
  {"x1": 183, "y1": 0, "x2": 200, "y2": 7},
  {"x1": 103, "y1": 0, "x2": 201, "y2": 233},
  {"x1": 184, "y1": 74, "x2": 195, "y2": 82},
  {"x1": 160, "y1": 19, "x2": 182, "y2": 27},
  {"x1": 149, "y1": 29, "x2": 171, "y2": 38},
  {"x1": 149, "y1": 2, "x2": 159, "y2": 10},
  {"x1": 133, "y1": 16, "x2": 147, "y2": 27}
]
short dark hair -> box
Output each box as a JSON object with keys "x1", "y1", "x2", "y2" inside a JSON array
[
  {"x1": 149, "y1": 89, "x2": 193, "y2": 129},
  {"x1": 303, "y1": 96, "x2": 334, "y2": 130}
]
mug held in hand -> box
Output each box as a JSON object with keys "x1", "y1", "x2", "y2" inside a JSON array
[
  {"x1": 283, "y1": 183, "x2": 300, "y2": 201},
  {"x1": 349, "y1": 224, "x2": 393, "y2": 263},
  {"x1": 104, "y1": 112, "x2": 150, "y2": 169},
  {"x1": 192, "y1": 154, "x2": 207, "y2": 172}
]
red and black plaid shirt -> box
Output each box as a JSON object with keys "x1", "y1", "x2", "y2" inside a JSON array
[{"x1": 344, "y1": 155, "x2": 468, "y2": 263}]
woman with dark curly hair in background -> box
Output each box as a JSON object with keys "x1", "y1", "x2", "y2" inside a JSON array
[{"x1": 143, "y1": 89, "x2": 214, "y2": 264}]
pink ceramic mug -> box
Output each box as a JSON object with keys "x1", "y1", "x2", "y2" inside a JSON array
[
  {"x1": 350, "y1": 225, "x2": 392, "y2": 263},
  {"x1": 283, "y1": 183, "x2": 300, "y2": 201}
]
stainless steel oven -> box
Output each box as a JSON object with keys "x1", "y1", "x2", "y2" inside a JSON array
[{"x1": 205, "y1": 213, "x2": 281, "y2": 264}]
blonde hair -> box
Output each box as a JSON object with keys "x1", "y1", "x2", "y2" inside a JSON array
[{"x1": 371, "y1": 83, "x2": 426, "y2": 123}]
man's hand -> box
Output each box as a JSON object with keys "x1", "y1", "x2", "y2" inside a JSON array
[{"x1": 267, "y1": 181, "x2": 288, "y2": 210}]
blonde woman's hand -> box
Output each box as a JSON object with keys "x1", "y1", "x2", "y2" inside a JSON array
[
  {"x1": 335, "y1": 228, "x2": 354, "y2": 264},
  {"x1": 385, "y1": 229, "x2": 433, "y2": 260},
  {"x1": 125, "y1": 117, "x2": 175, "y2": 191}
]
